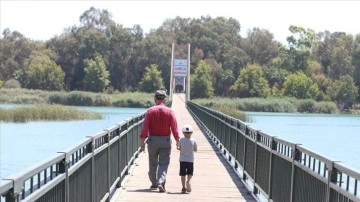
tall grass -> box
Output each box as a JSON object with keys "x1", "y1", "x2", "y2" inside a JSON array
[
  {"x1": 193, "y1": 97, "x2": 339, "y2": 114},
  {"x1": 0, "y1": 104, "x2": 103, "y2": 122},
  {"x1": 0, "y1": 88, "x2": 49, "y2": 104},
  {"x1": 1, "y1": 88, "x2": 154, "y2": 108}
]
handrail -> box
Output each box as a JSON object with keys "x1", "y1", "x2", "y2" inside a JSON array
[
  {"x1": 0, "y1": 100, "x2": 172, "y2": 202},
  {"x1": 186, "y1": 101, "x2": 360, "y2": 202}
]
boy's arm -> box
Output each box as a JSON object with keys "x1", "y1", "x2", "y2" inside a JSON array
[{"x1": 193, "y1": 141, "x2": 197, "y2": 152}]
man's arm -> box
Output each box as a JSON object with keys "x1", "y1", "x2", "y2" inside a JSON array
[
  {"x1": 139, "y1": 111, "x2": 150, "y2": 152},
  {"x1": 169, "y1": 110, "x2": 180, "y2": 142}
]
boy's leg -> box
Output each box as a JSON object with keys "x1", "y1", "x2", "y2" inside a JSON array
[
  {"x1": 181, "y1": 176, "x2": 186, "y2": 188},
  {"x1": 186, "y1": 162, "x2": 194, "y2": 192},
  {"x1": 180, "y1": 162, "x2": 187, "y2": 193},
  {"x1": 186, "y1": 175, "x2": 192, "y2": 192}
]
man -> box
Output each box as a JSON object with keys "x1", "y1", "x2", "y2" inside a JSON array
[{"x1": 140, "y1": 89, "x2": 180, "y2": 193}]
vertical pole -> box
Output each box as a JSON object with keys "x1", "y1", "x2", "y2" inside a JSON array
[
  {"x1": 170, "y1": 43, "x2": 175, "y2": 99},
  {"x1": 186, "y1": 43, "x2": 191, "y2": 101}
]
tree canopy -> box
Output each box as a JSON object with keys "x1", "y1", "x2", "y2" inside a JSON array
[{"x1": 1, "y1": 6, "x2": 360, "y2": 110}]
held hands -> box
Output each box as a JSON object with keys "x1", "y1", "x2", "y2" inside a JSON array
[
  {"x1": 140, "y1": 142, "x2": 146, "y2": 152},
  {"x1": 176, "y1": 141, "x2": 180, "y2": 150}
]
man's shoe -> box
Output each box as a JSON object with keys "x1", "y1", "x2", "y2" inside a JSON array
[
  {"x1": 158, "y1": 184, "x2": 166, "y2": 193},
  {"x1": 181, "y1": 188, "x2": 186, "y2": 193},
  {"x1": 186, "y1": 181, "x2": 191, "y2": 192},
  {"x1": 150, "y1": 185, "x2": 157, "y2": 189}
]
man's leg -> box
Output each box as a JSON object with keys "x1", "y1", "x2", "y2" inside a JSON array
[
  {"x1": 157, "y1": 137, "x2": 171, "y2": 186},
  {"x1": 147, "y1": 137, "x2": 159, "y2": 186}
]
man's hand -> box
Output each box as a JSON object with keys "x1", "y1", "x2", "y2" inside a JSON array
[
  {"x1": 176, "y1": 141, "x2": 180, "y2": 150},
  {"x1": 140, "y1": 141, "x2": 146, "y2": 152}
]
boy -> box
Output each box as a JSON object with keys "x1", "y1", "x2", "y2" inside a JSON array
[{"x1": 177, "y1": 124, "x2": 197, "y2": 193}]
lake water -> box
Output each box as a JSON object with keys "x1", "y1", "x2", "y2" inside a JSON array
[
  {"x1": 1, "y1": 106, "x2": 360, "y2": 180},
  {"x1": 0, "y1": 105, "x2": 146, "y2": 179},
  {"x1": 245, "y1": 112, "x2": 360, "y2": 171}
]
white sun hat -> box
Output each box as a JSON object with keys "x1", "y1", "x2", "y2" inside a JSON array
[{"x1": 182, "y1": 124, "x2": 193, "y2": 132}]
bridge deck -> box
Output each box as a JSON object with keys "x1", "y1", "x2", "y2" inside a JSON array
[{"x1": 111, "y1": 93, "x2": 257, "y2": 202}]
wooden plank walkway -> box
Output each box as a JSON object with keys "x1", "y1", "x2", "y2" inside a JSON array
[{"x1": 111, "y1": 93, "x2": 257, "y2": 202}]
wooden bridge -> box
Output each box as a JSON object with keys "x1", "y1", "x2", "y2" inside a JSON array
[
  {"x1": 110, "y1": 93, "x2": 257, "y2": 201},
  {"x1": 2, "y1": 93, "x2": 359, "y2": 202}
]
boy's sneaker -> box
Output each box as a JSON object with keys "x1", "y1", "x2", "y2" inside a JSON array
[
  {"x1": 158, "y1": 184, "x2": 166, "y2": 193},
  {"x1": 150, "y1": 185, "x2": 157, "y2": 189},
  {"x1": 181, "y1": 188, "x2": 186, "y2": 193},
  {"x1": 186, "y1": 181, "x2": 191, "y2": 192}
]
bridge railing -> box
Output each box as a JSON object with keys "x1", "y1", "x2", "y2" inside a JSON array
[
  {"x1": 0, "y1": 111, "x2": 146, "y2": 202},
  {"x1": 187, "y1": 101, "x2": 360, "y2": 202}
]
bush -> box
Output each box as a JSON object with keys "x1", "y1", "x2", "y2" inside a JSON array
[
  {"x1": 66, "y1": 91, "x2": 93, "y2": 106},
  {"x1": 298, "y1": 99, "x2": 316, "y2": 113},
  {"x1": 314, "y1": 102, "x2": 339, "y2": 114},
  {"x1": 48, "y1": 92, "x2": 67, "y2": 104},
  {"x1": 3, "y1": 79, "x2": 21, "y2": 88}
]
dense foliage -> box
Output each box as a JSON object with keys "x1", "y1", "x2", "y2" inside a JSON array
[{"x1": 1, "y1": 7, "x2": 360, "y2": 111}]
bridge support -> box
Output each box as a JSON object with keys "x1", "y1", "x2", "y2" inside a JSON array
[{"x1": 170, "y1": 43, "x2": 191, "y2": 102}]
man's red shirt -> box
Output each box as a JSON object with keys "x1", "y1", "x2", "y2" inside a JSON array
[{"x1": 140, "y1": 103, "x2": 179, "y2": 141}]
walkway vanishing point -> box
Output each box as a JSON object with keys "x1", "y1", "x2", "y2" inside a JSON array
[{"x1": 111, "y1": 93, "x2": 258, "y2": 202}]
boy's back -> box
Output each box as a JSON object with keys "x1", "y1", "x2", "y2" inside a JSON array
[{"x1": 179, "y1": 137, "x2": 197, "y2": 162}]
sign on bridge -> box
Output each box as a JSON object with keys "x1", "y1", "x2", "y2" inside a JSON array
[{"x1": 173, "y1": 59, "x2": 188, "y2": 77}]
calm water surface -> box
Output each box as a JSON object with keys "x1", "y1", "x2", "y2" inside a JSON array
[
  {"x1": 1, "y1": 106, "x2": 360, "y2": 180},
  {"x1": 0, "y1": 105, "x2": 146, "y2": 179},
  {"x1": 245, "y1": 112, "x2": 360, "y2": 171}
]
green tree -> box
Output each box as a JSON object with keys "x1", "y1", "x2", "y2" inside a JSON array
[
  {"x1": 243, "y1": 27, "x2": 279, "y2": 65},
  {"x1": 138, "y1": 64, "x2": 165, "y2": 93},
  {"x1": 328, "y1": 33, "x2": 354, "y2": 80},
  {"x1": 190, "y1": 60, "x2": 214, "y2": 99},
  {"x1": 327, "y1": 75, "x2": 358, "y2": 110},
  {"x1": 219, "y1": 69, "x2": 235, "y2": 96},
  {"x1": 25, "y1": 60, "x2": 65, "y2": 91},
  {"x1": 107, "y1": 26, "x2": 135, "y2": 91},
  {"x1": 230, "y1": 64, "x2": 270, "y2": 98},
  {"x1": 353, "y1": 34, "x2": 360, "y2": 86},
  {"x1": 282, "y1": 72, "x2": 319, "y2": 99},
  {"x1": 0, "y1": 29, "x2": 32, "y2": 81},
  {"x1": 286, "y1": 25, "x2": 315, "y2": 72},
  {"x1": 83, "y1": 55, "x2": 110, "y2": 92}
]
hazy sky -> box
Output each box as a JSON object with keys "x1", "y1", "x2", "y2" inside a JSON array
[{"x1": 1, "y1": 1, "x2": 360, "y2": 44}]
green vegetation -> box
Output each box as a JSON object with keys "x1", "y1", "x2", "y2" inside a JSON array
[
  {"x1": 0, "y1": 104, "x2": 103, "y2": 123},
  {"x1": 209, "y1": 105, "x2": 249, "y2": 122},
  {"x1": 83, "y1": 55, "x2": 110, "y2": 92},
  {"x1": 230, "y1": 64, "x2": 269, "y2": 98},
  {"x1": 1, "y1": 7, "x2": 359, "y2": 113},
  {"x1": 25, "y1": 60, "x2": 65, "y2": 91},
  {"x1": 0, "y1": 88, "x2": 154, "y2": 108},
  {"x1": 138, "y1": 64, "x2": 165, "y2": 93},
  {"x1": 192, "y1": 97, "x2": 339, "y2": 114},
  {"x1": 191, "y1": 60, "x2": 214, "y2": 99}
]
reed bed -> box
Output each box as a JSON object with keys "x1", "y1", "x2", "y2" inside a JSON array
[
  {"x1": 192, "y1": 97, "x2": 339, "y2": 114},
  {"x1": 0, "y1": 104, "x2": 103, "y2": 123},
  {"x1": 0, "y1": 88, "x2": 154, "y2": 108}
]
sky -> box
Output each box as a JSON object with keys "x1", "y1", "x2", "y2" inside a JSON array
[{"x1": 1, "y1": 1, "x2": 360, "y2": 44}]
